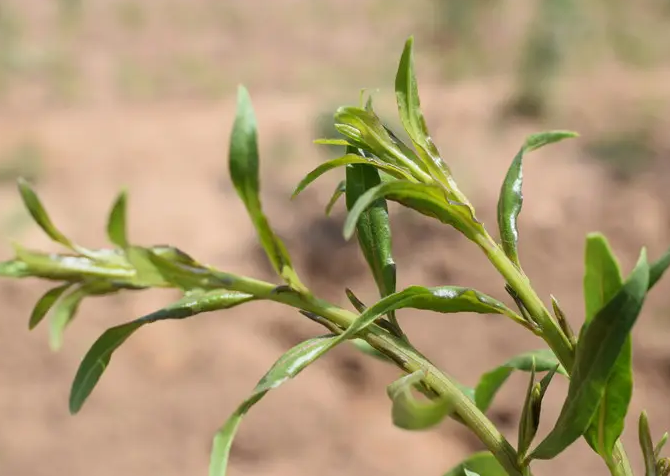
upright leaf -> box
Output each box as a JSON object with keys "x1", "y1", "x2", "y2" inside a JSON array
[
  {"x1": 442, "y1": 451, "x2": 508, "y2": 476},
  {"x1": 229, "y1": 86, "x2": 303, "y2": 291},
  {"x1": 649, "y1": 246, "x2": 670, "y2": 290},
  {"x1": 324, "y1": 180, "x2": 346, "y2": 216},
  {"x1": 345, "y1": 149, "x2": 401, "y2": 337},
  {"x1": 497, "y1": 131, "x2": 578, "y2": 268},
  {"x1": 583, "y1": 233, "x2": 632, "y2": 457},
  {"x1": 69, "y1": 290, "x2": 254, "y2": 414},
  {"x1": 639, "y1": 411, "x2": 658, "y2": 476},
  {"x1": 531, "y1": 250, "x2": 649, "y2": 460},
  {"x1": 29, "y1": 282, "x2": 73, "y2": 330},
  {"x1": 209, "y1": 335, "x2": 337, "y2": 476},
  {"x1": 475, "y1": 349, "x2": 566, "y2": 412},
  {"x1": 387, "y1": 370, "x2": 454, "y2": 430},
  {"x1": 107, "y1": 189, "x2": 129, "y2": 248}
]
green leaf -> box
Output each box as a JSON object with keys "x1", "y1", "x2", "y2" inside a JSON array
[
  {"x1": 345, "y1": 152, "x2": 401, "y2": 336},
  {"x1": 497, "y1": 131, "x2": 578, "y2": 268},
  {"x1": 69, "y1": 289, "x2": 254, "y2": 414},
  {"x1": 350, "y1": 339, "x2": 390, "y2": 362},
  {"x1": 345, "y1": 288, "x2": 367, "y2": 313},
  {"x1": 518, "y1": 363, "x2": 558, "y2": 457},
  {"x1": 0, "y1": 259, "x2": 31, "y2": 277},
  {"x1": 656, "y1": 433, "x2": 669, "y2": 460},
  {"x1": 387, "y1": 370, "x2": 454, "y2": 430},
  {"x1": 649, "y1": 246, "x2": 670, "y2": 290},
  {"x1": 583, "y1": 233, "x2": 632, "y2": 457},
  {"x1": 343, "y1": 181, "x2": 484, "y2": 242},
  {"x1": 292, "y1": 153, "x2": 413, "y2": 199},
  {"x1": 442, "y1": 451, "x2": 508, "y2": 476},
  {"x1": 209, "y1": 335, "x2": 338, "y2": 476},
  {"x1": 395, "y1": 36, "x2": 448, "y2": 180},
  {"x1": 18, "y1": 177, "x2": 73, "y2": 249},
  {"x1": 107, "y1": 189, "x2": 129, "y2": 248},
  {"x1": 29, "y1": 282, "x2": 73, "y2": 330},
  {"x1": 50, "y1": 281, "x2": 119, "y2": 351},
  {"x1": 475, "y1": 349, "x2": 566, "y2": 412},
  {"x1": 639, "y1": 411, "x2": 658, "y2": 476},
  {"x1": 313, "y1": 138, "x2": 352, "y2": 147},
  {"x1": 324, "y1": 180, "x2": 346, "y2": 216},
  {"x1": 531, "y1": 249, "x2": 650, "y2": 460},
  {"x1": 229, "y1": 86, "x2": 302, "y2": 290}
]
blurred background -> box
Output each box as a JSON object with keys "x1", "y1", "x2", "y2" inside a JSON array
[{"x1": 1, "y1": 1, "x2": 670, "y2": 475}]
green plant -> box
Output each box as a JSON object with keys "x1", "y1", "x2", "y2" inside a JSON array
[{"x1": 2, "y1": 36, "x2": 670, "y2": 476}]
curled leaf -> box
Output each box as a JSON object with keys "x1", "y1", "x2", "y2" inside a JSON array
[
  {"x1": 69, "y1": 289, "x2": 254, "y2": 414},
  {"x1": 209, "y1": 335, "x2": 338, "y2": 476},
  {"x1": 387, "y1": 370, "x2": 454, "y2": 430}
]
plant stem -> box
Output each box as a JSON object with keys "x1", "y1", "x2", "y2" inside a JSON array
[
  {"x1": 216, "y1": 272, "x2": 527, "y2": 476},
  {"x1": 473, "y1": 233, "x2": 635, "y2": 476}
]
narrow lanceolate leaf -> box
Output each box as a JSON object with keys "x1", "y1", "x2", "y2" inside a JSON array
[
  {"x1": 106, "y1": 189, "x2": 129, "y2": 248},
  {"x1": 229, "y1": 86, "x2": 303, "y2": 291},
  {"x1": 442, "y1": 451, "x2": 508, "y2": 476},
  {"x1": 344, "y1": 181, "x2": 485, "y2": 242},
  {"x1": 497, "y1": 131, "x2": 578, "y2": 268},
  {"x1": 387, "y1": 370, "x2": 454, "y2": 430},
  {"x1": 395, "y1": 36, "x2": 447, "y2": 181},
  {"x1": 531, "y1": 249, "x2": 650, "y2": 460},
  {"x1": 345, "y1": 288, "x2": 367, "y2": 313},
  {"x1": 583, "y1": 233, "x2": 631, "y2": 457},
  {"x1": 325, "y1": 180, "x2": 346, "y2": 216},
  {"x1": 474, "y1": 349, "x2": 566, "y2": 412},
  {"x1": 209, "y1": 335, "x2": 338, "y2": 476},
  {"x1": 69, "y1": 290, "x2": 254, "y2": 414},
  {"x1": 519, "y1": 363, "x2": 558, "y2": 457},
  {"x1": 29, "y1": 282, "x2": 73, "y2": 330},
  {"x1": 50, "y1": 282, "x2": 118, "y2": 351},
  {"x1": 345, "y1": 151, "x2": 401, "y2": 336},
  {"x1": 639, "y1": 411, "x2": 658, "y2": 476},
  {"x1": 657, "y1": 433, "x2": 669, "y2": 460},
  {"x1": 18, "y1": 177, "x2": 77, "y2": 250},
  {"x1": 292, "y1": 153, "x2": 413, "y2": 199},
  {"x1": 649, "y1": 246, "x2": 670, "y2": 290}
]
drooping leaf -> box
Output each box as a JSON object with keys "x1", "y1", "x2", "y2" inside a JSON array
[
  {"x1": 442, "y1": 451, "x2": 508, "y2": 476},
  {"x1": 69, "y1": 289, "x2": 254, "y2": 414},
  {"x1": 229, "y1": 86, "x2": 303, "y2": 291},
  {"x1": 531, "y1": 249, "x2": 650, "y2": 460},
  {"x1": 583, "y1": 233, "x2": 632, "y2": 457},
  {"x1": 639, "y1": 411, "x2": 658, "y2": 476},
  {"x1": 209, "y1": 335, "x2": 338, "y2": 476},
  {"x1": 343, "y1": 181, "x2": 484, "y2": 242},
  {"x1": 649, "y1": 246, "x2": 670, "y2": 290},
  {"x1": 29, "y1": 282, "x2": 73, "y2": 330},
  {"x1": 324, "y1": 180, "x2": 346, "y2": 216},
  {"x1": 497, "y1": 131, "x2": 578, "y2": 268},
  {"x1": 292, "y1": 154, "x2": 413, "y2": 199},
  {"x1": 475, "y1": 349, "x2": 566, "y2": 412},
  {"x1": 107, "y1": 189, "x2": 129, "y2": 248},
  {"x1": 345, "y1": 152, "x2": 401, "y2": 336},
  {"x1": 395, "y1": 36, "x2": 447, "y2": 181},
  {"x1": 387, "y1": 370, "x2": 454, "y2": 430},
  {"x1": 50, "y1": 281, "x2": 118, "y2": 351}
]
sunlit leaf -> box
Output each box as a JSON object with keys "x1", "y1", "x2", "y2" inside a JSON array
[
  {"x1": 69, "y1": 289, "x2": 254, "y2": 414},
  {"x1": 209, "y1": 335, "x2": 337, "y2": 476}
]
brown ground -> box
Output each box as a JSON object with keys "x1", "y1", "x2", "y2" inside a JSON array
[{"x1": 1, "y1": 2, "x2": 670, "y2": 476}]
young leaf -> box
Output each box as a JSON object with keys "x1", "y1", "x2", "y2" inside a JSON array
[
  {"x1": 497, "y1": 131, "x2": 578, "y2": 268},
  {"x1": 229, "y1": 86, "x2": 303, "y2": 291},
  {"x1": 107, "y1": 189, "x2": 129, "y2": 248},
  {"x1": 657, "y1": 433, "x2": 669, "y2": 460},
  {"x1": 639, "y1": 411, "x2": 657, "y2": 476},
  {"x1": 345, "y1": 152, "x2": 401, "y2": 337},
  {"x1": 292, "y1": 153, "x2": 414, "y2": 199},
  {"x1": 583, "y1": 233, "x2": 632, "y2": 457},
  {"x1": 29, "y1": 282, "x2": 73, "y2": 330},
  {"x1": 387, "y1": 370, "x2": 454, "y2": 430},
  {"x1": 519, "y1": 363, "x2": 558, "y2": 457},
  {"x1": 531, "y1": 249, "x2": 650, "y2": 460},
  {"x1": 395, "y1": 36, "x2": 448, "y2": 181},
  {"x1": 49, "y1": 282, "x2": 118, "y2": 351},
  {"x1": 343, "y1": 181, "x2": 484, "y2": 242},
  {"x1": 69, "y1": 290, "x2": 254, "y2": 414},
  {"x1": 324, "y1": 180, "x2": 346, "y2": 216},
  {"x1": 209, "y1": 335, "x2": 338, "y2": 476},
  {"x1": 345, "y1": 288, "x2": 367, "y2": 313},
  {"x1": 442, "y1": 451, "x2": 509, "y2": 476},
  {"x1": 17, "y1": 177, "x2": 78, "y2": 250},
  {"x1": 475, "y1": 349, "x2": 566, "y2": 412},
  {"x1": 649, "y1": 246, "x2": 670, "y2": 290}
]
